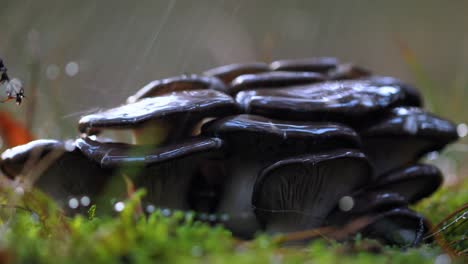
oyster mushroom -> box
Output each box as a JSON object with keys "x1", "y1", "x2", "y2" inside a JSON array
[
  {"x1": 0, "y1": 139, "x2": 112, "y2": 206},
  {"x1": 327, "y1": 63, "x2": 372, "y2": 80},
  {"x1": 126, "y1": 74, "x2": 226, "y2": 103},
  {"x1": 252, "y1": 149, "x2": 372, "y2": 233},
  {"x1": 270, "y1": 57, "x2": 339, "y2": 73},
  {"x1": 360, "y1": 107, "x2": 458, "y2": 176},
  {"x1": 228, "y1": 71, "x2": 325, "y2": 95},
  {"x1": 75, "y1": 136, "x2": 224, "y2": 209},
  {"x1": 360, "y1": 208, "x2": 430, "y2": 246},
  {"x1": 79, "y1": 89, "x2": 239, "y2": 145},
  {"x1": 236, "y1": 80, "x2": 420, "y2": 128},
  {"x1": 363, "y1": 75, "x2": 423, "y2": 107},
  {"x1": 369, "y1": 164, "x2": 443, "y2": 203},
  {"x1": 201, "y1": 114, "x2": 361, "y2": 237},
  {"x1": 203, "y1": 62, "x2": 270, "y2": 84},
  {"x1": 326, "y1": 191, "x2": 408, "y2": 226}
]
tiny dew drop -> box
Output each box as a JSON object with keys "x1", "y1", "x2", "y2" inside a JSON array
[
  {"x1": 114, "y1": 201, "x2": 125, "y2": 212},
  {"x1": 68, "y1": 198, "x2": 79, "y2": 209},
  {"x1": 80, "y1": 196, "x2": 91, "y2": 207},
  {"x1": 146, "y1": 204, "x2": 155, "y2": 213},
  {"x1": 338, "y1": 196, "x2": 354, "y2": 212}
]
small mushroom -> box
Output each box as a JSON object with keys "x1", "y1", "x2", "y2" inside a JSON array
[
  {"x1": 126, "y1": 74, "x2": 226, "y2": 103},
  {"x1": 360, "y1": 208, "x2": 430, "y2": 246},
  {"x1": 0, "y1": 139, "x2": 112, "y2": 207},
  {"x1": 75, "y1": 136, "x2": 224, "y2": 209},
  {"x1": 327, "y1": 63, "x2": 372, "y2": 80},
  {"x1": 360, "y1": 107, "x2": 458, "y2": 176},
  {"x1": 236, "y1": 80, "x2": 420, "y2": 127},
  {"x1": 251, "y1": 149, "x2": 372, "y2": 233},
  {"x1": 270, "y1": 57, "x2": 339, "y2": 73},
  {"x1": 201, "y1": 114, "x2": 361, "y2": 237},
  {"x1": 203, "y1": 62, "x2": 270, "y2": 84},
  {"x1": 79, "y1": 89, "x2": 240, "y2": 145},
  {"x1": 369, "y1": 164, "x2": 443, "y2": 204},
  {"x1": 363, "y1": 75, "x2": 423, "y2": 107},
  {"x1": 228, "y1": 71, "x2": 325, "y2": 95}
]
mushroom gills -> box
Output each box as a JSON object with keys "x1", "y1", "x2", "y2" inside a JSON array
[
  {"x1": 252, "y1": 150, "x2": 372, "y2": 233},
  {"x1": 362, "y1": 137, "x2": 434, "y2": 177},
  {"x1": 370, "y1": 164, "x2": 443, "y2": 203}
]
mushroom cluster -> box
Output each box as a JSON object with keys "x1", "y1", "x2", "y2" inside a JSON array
[{"x1": 0, "y1": 57, "x2": 459, "y2": 246}]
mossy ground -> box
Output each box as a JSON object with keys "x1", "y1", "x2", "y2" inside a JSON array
[{"x1": 0, "y1": 177, "x2": 466, "y2": 264}]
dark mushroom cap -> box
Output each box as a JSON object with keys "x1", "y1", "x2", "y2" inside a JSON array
[
  {"x1": 370, "y1": 164, "x2": 443, "y2": 204},
  {"x1": 236, "y1": 80, "x2": 419, "y2": 127},
  {"x1": 202, "y1": 114, "x2": 361, "y2": 158},
  {"x1": 79, "y1": 89, "x2": 240, "y2": 134},
  {"x1": 327, "y1": 63, "x2": 372, "y2": 80},
  {"x1": 203, "y1": 62, "x2": 270, "y2": 84},
  {"x1": 0, "y1": 139, "x2": 112, "y2": 204},
  {"x1": 363, "y1": 75, "x2": 423, "y2": 107},
  {"x1": 270, "y1": 57, "x2": 339, "y2": 73},
  {"x1": 361, "y1": 107, "x2": 458, "y2": 176},
  {"x1": 361, "y1": 207, "x2": 429, "y2": 246},
  {"x1": 0, "y1": 139, "x2": 65, "y2": 178},
  {"x1": 252, "y1": 149, "x2": 372, "y2": 232},
  {"x1": 326, "y1": 191, "x2": 408, "y2": 226},
  {"x1": 228, "y1": 71, "x2": 325, "y2": 95},
  {"x1": 75, "y1": 136, "x2": 224, "y2": 168},
  {"x1": 126, "y1": 74, "x2": 226, "y2": 103}
]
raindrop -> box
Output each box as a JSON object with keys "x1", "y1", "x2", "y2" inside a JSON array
[
  {"x1": 68, "y1": 198, "x2": 79, "y2": 209},
  {"x1": 161, "y1": 208, "x2": 171, "y2": 217},
  {"x1": 220, "y1": 214, "x2": 230, "y2": 222},
  {"x1": 114, "y1": 201, "x2": 125, "y2": 212},
  {"x1": 191, "y1": 245, "x2": 203, "y2": 257},
  {"x1": 65, "y1": 61, "x2": 79, "y2": 77},
  {"x1": 80, "y1": 196, "x2": 91, "y2": 207},
  {"x1": 146, "y1": 204, "x2": 155, "y2": 213},
  {"x1": 64, "y1": 139, "x2": 76, "y2": 152},
  {"x1": 425, "y1": 151, "x2": 439, "y2": 161},
  {"x1": 457, "y1": 123, "x2": 467, "y2": 138},
  {"x1": 198, "y1": 213, "x2": 208, "y2": 221},
  {"x1": 208, "y1": 214, "x2": 217, "y2": 222},
  {"x1": 338, "y1": 196, "x2": 354, "y2": 212},
  {"x1": 14, "y1": 186, "x2": 24, "y2": 196},
  {"x1": 46, "y1": 64, "x2": 60, "y2": 80},
  {"x1": 434, "y1": 254, "x2": 451, "y2": 264}
]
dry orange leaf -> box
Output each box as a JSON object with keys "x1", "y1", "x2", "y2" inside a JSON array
[{"x1": 0, "y1": 111, "x2": 34, "y2": 147}]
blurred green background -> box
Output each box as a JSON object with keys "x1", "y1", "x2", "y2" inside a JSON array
[{"x1": 0, "y1": 0, "x2": 467, "y2": 183}]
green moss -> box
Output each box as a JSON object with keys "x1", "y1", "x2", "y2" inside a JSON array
[{"x1": 0, "y1": 180, "x2": 466, "y2": 263}]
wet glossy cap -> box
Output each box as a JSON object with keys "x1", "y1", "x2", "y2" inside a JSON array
[
  {"x1": 371, "y1": 164, "x2": 443, "y2": 204},
  {"x1": 203, "y1": 62, "x2": 270, "y2": 84},
  {"x1": 270, "y1": 57, "x2": 339, "y2": 73},
  {"x1": 360, "y1": 107, "x2": 458, "y2": 177},
  {"x1": 0, "y1": 139, "x2": 66, "y2": 178},
  {"x1": 363, "y1": 75, "x2": 423, "y2": 107},
  {"x1": 202, "y1": 114, "x2": 361, "y2": 158},
  {"x1": 79, "y1": 89, "x2": 240, "y2": 134},
  {"x1": 228, "y1": 71, "x2": 325, "y2": 95},
  {"x1": 327, "y1": 63, "x2": 372, "y2": 80},
  {"x1": 236, "y1": 80, "x2": 420, "y2": 127},
  {"x1": 127, "y1": 74, "x2": 226, "y2": 103},
  {"x1": 75, "y1": 136, "x2": 224, "y2": 168}
]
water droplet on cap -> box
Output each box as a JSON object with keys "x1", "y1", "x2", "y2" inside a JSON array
[{"x1": 68, "y1": 198, "x2": 79, "y2": 209}]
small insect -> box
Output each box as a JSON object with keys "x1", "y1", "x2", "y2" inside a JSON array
[
  {"x1": 0, "y1": 58, "x2": 10, "y2": 84},
  {"x1": 0, "y1": 58, "x2": 25, "y2": 105}
]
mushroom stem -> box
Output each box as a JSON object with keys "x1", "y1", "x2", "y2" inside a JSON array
[
  {"x1": 216, "y1": 157, "x2": 263, "y2": 238},
  {"x1": 132, "y1": 121, "x2": 172, "y2": 145}
]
